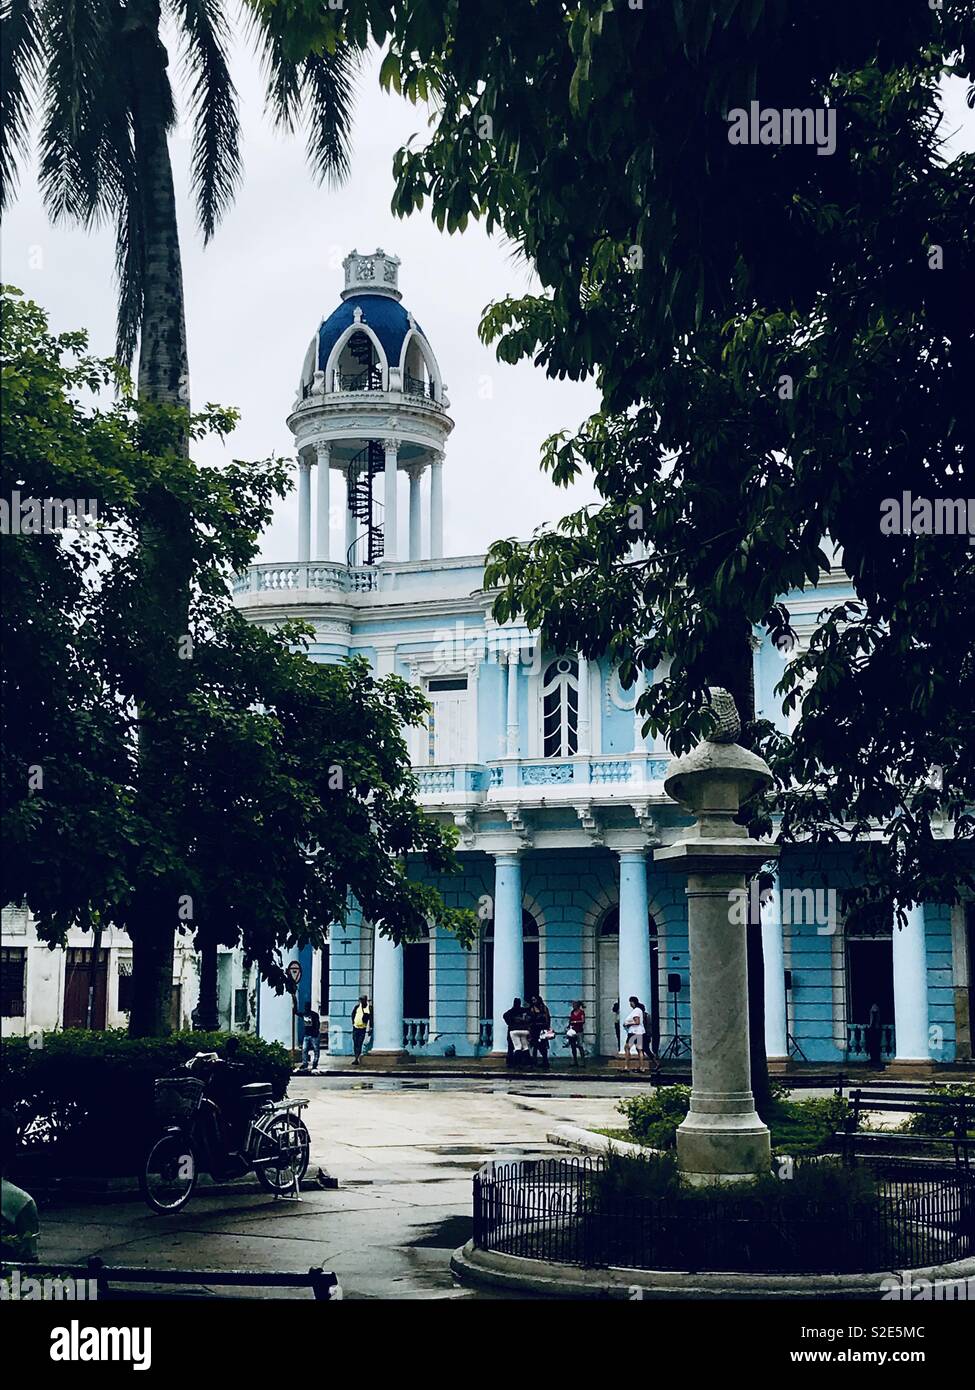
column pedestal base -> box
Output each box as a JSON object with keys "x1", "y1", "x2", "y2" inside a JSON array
[
  {"x1": 676, "y1": 1101, "x2": 771, "y2": 1185},
  {"x1": 885, "y1": 1058, "x2": 936, "y2": 1078}
]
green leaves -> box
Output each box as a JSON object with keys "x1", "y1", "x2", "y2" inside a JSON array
[{"x1": 2, "y1": 292, "x2": 470, "y2": 1000}]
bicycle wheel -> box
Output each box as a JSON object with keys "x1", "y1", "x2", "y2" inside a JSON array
[
  {"x1": 140, "y1": 1131, "x2": 198, "y2": 1214},
  {"x1": 253, "y1": 1114, "x2": 309, "y2": 1194}
]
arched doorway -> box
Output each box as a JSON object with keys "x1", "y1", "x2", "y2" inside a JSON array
[
  {"x1": 596, "y1": 907, "x2": 659, "y2": 1055},
  {"x1": 479, "y1": 910, "x2": 541, "y2": 1041},
  {"x1": 845, "y1": 919, "x2": 895, "y2": 1060},
  {"x1": 403, "y1": 927, "x2": 430, "y2": 1047}
]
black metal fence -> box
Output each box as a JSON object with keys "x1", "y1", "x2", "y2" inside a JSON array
[{"x1": 472, "y1": 1156, "x2": 974, "y2": 1274}]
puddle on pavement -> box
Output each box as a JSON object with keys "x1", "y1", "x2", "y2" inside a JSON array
[{"x1": 407, "y1": 1214, "x2": 473, "y2": 1249}]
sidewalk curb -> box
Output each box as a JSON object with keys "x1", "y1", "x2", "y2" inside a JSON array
[
  {"x1": 451, "y1": 1241, "x2": 975, "y2": 1301},
  {"x1": 546, "y1": 1125, "x2": 652, "y2": 1158}
]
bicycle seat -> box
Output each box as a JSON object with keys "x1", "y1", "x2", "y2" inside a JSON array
[{"x1": 239, "y1": 1082, "x2": 273, "y2": 1101}]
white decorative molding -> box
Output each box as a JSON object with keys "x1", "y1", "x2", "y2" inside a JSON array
[
  {"x1": 503, "y1": 806, "x2": 533, "y2": 846},
  {"x1": 574, "y1": 803, "x2": 604, "y2": 845},
  {"x1": 632, "y1": 804, "x2": 662, "y2": 845},
  {"x1": 453, "y1": 812, "x2": 477, "y2": 848}
]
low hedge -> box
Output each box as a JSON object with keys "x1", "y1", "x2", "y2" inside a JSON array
[
  {"x1": 616, "y1": 1085, "x2": 851, "y2": 1154},
  {"x1": 1, "y1": 1029, "x2": 292, "y2": 1178},
  {"x1": 898, "y1": 1082, "x2": 975, "y2": 1138}
]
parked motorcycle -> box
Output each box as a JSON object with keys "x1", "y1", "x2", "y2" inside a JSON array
[{"x1": 140, "y1": 1051, "x2": 310, "y2": 1214}]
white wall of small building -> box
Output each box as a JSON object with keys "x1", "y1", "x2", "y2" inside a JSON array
[{"x1": 1, "y1": 904, "x2": 255, "y2": 1037}]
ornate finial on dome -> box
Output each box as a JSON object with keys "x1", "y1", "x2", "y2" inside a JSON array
[
  {"x1": 705, "y1": 687, "x2": 741, "y2": 743},
  {"x1": 341, "y1": 247, "x2": 402, "y2": 302}
]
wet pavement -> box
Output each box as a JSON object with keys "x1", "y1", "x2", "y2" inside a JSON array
[{"x1": 36, "y1": 1076, "x2": 626, "y2": 1300}]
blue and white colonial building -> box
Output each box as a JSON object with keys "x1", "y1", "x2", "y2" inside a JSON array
[{"x1": 233, "y1": 249, "x2": 974, "y2": 1070}]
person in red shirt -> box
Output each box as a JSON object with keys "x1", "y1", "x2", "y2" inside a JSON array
[{"x1": 566, "y1": 1001, "x2": 587, "y2": 1065}]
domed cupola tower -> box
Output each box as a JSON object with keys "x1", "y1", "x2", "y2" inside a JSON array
[{"x1": 287, "y1": 249, "x2": 453, "y2": 568}]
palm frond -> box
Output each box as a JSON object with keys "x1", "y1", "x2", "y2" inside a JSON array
[
  {"x1": 36, "y1": 0, "x2": 116, "y2": 225},
  {"x1": 169, "y1": 0, "x2": 241, "y2": 243},
  {"x1": 0, "y1": 0, "x2": 43, "y2": 209},
  {"x1": 300, "y1": 45, "x2": 358, "y2": 186},
  {"x1": 251, "y1": 9, "x2": 359, "y2": 186}
]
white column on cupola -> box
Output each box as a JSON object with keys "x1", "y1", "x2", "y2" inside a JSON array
[
  {"x1": 383, "y1": 438, "x2": 399, "y2": 562},
  {"x1": 408, "y1": 464, "x2": 423, "y2": 560},
  {"x1": 345, "y1": 468, "x2": 357, "y2": 563},
  {"x1": 315, "y1": 441, "x2": 331, "y2": 562},
  {"x1": 297, "y1": 455, "x2": 312, "y2": 562},
  {"x1": 430, "y1": 453, "x2": 444, "y2": 559},
  {"x1": 893, "y1": 903, "x2": 930, "y2": 1062},
  {"x1": 577, "y1": 652, "x2": 591, "y2": 755}
]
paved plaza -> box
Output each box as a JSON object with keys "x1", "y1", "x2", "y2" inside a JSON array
[{"x1": 35, "y1": 1078, "x2": 627, "y2": 1299}]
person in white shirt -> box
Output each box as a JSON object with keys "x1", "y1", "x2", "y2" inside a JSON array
[{"x1": 623, "y1": 995, "x2": 648, "y2": 1071}]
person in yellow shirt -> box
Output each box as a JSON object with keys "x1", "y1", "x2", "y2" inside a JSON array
[{"x1": 351, "y1": 995, "x2": 372, "y2": 1063}]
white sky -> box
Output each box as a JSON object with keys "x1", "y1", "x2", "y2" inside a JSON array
[
  {"x1": 3, "y1": 30, "x2": 972, "y2": 566},
  {"x1": 2, "y1": 38, "x2": 602, "y2": 564}
]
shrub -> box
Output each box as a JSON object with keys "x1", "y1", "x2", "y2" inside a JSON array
[
  {"x1": 589, "y1": 1147, "x2": 682, "y2": 1203},
  {"x1": 617, "y1": 1085, "x2": 691, "y2": 1148},
  {"x1": 767, "y1": 1093, "x2": 851, "y2": 1153},
  {"x1": 898, "y1": 1083, "x2": 975, "y2": 1138},
  {"x1": 591, "y1": 1148, "x2": 878, "y2": 1207},
  {"x1": 1, "y1": 1029, "x2": 292, "y2": 1177}
]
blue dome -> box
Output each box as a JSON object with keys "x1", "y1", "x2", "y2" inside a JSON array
[{"x1": 318, "y1": 294, "x2": 426, "y2": 372}]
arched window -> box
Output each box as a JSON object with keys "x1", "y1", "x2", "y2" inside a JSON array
[
  {"x1": 334, "y1": 329, "x2": 383, "y2": 392},
  {"x1": 542, "y1": 657, "x2": 579, "y2": 758},
  {"x1": 403, "y1": 926, "x2": 430, "y2": 1021},
  {"x1": 479, "y1": 910, "x2": 540, "y2": 1021},
  {"x1": 596, "y1": 907, "x2": 660, "y2": 1052}
]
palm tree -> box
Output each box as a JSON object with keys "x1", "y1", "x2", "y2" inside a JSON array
[
  {"x1": 2, "y1": 0, "x2": 357, "y2": 399},
  {"x1": 1, "y1": 0, "x2": 359, "y2": 1034}
]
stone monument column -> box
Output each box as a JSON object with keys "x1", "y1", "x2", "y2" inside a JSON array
[{"x1": 654, "y1": 689, "x2": 776, "y2": 1184}]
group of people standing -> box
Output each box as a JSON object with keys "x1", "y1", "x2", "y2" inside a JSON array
[
  {"x1": 615, "y1": 995, "x2": 661, "y2": 1072},
  {"x1": 502, "y1": 996, "x2": 590, "y2": 1067}
]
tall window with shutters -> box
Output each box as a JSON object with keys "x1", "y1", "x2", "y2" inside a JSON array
[
  {"x1": 425, "y1": 676, "x2": 471, "y2": 764},
  {"x1": 542, "y1": 657, "x2": 579, "y2": 758}
]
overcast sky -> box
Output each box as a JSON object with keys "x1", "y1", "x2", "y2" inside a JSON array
[
  {"x1": 3, "y1": 31, "x2": 972, "y2": 566},
  {"x1": 3, "y1": 36, "x2": 603, "y2": 564}
]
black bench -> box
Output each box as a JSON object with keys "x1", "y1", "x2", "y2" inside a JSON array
[
  {"x1": 833, "y1": 1087, "x2": 972, "y2": 1169},
  {"x1": 1, "y1": 1256, "x2": 340, "y2": 1300}
]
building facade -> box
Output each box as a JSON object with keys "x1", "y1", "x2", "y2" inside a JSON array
[
  {"x1": 232, "y1": 249, "x2": 972, "y2": 1068},
  {"x1": 7, "y1": 249, "x2": 968, "y2": 1063},
  {"x1": 0, "y1": 904, "x2": 256, "y2": 1040}
]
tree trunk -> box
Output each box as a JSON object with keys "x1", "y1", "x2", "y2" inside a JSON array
[
  {"x1": 197, "y1": 936, "x2": 220, "y2": 1032},
  {"x1": 85, "y1": 922, "x2": 104, "y2": 1031},
  {"x1": 124, "y1": 4, "x2": 194, "y2": 1037},
  {"x1": 129, "y1": 901, "x2": 176, "y2": 1037}
]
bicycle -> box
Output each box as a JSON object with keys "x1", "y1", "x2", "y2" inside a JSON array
[{"x1": 140, "y1": 1052, "x2": 310, "y2": 1214}]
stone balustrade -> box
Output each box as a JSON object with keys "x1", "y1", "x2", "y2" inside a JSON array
[{"x1": 233, "y1": 561, "x2": 378, "y2": 595}]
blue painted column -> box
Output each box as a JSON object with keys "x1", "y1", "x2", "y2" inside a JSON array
[
  {"x1": 372, "y1": 925, "x2": 405, "y2": 1054},
  {"x1": 761, "y1": 887, "x2": 788, "y2": 1061},
  {"x1": 492, "y1": 853, "x2": 524, "y2": 1054},
  {"x1": 617, "y1": 850, "x2": 652, "y2": 1050},
  {"x1": 893, "y1": 903, "x2": 930, "y2": 1061},
  {"x1": 295, "y1": 941, "x2": 315, "y2": 1044}
]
